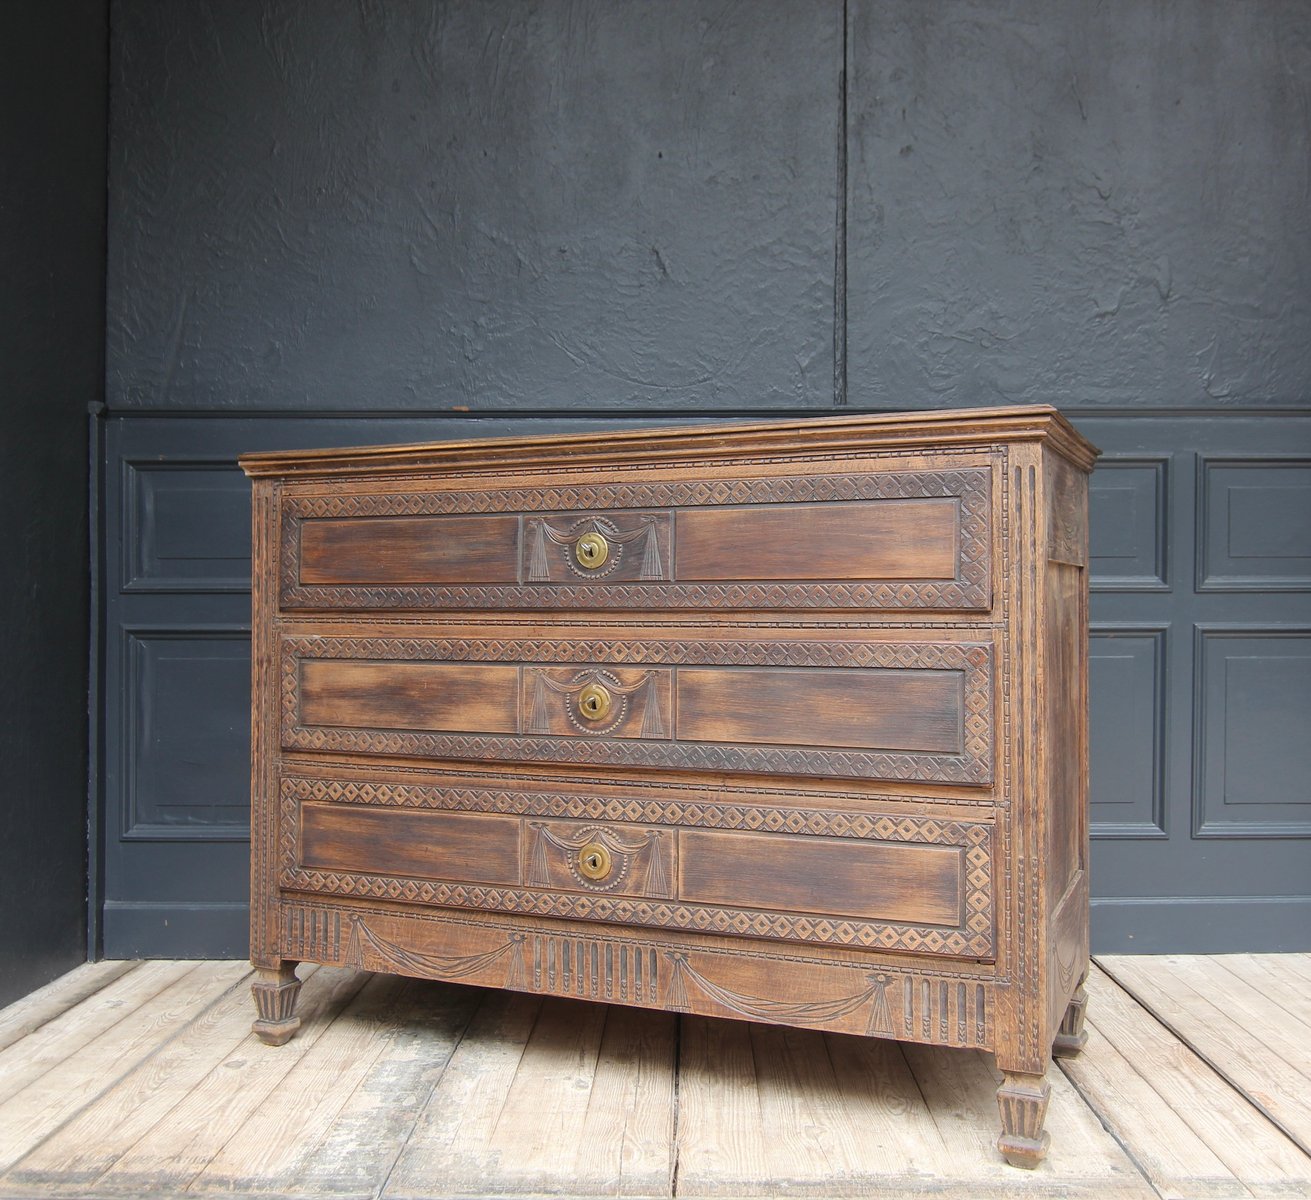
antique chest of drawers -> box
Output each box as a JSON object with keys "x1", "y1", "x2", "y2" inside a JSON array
[{"x1": 240, "y1": 405, "x2": 1098, "y2": 1167}]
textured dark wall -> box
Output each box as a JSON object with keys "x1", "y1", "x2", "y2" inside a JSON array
[
  {"x1": 0, "y1": 1, "x2": 106, "y2": 1005},
  {"x1": 107, "y1": 0, "x2": 1310, "y2": 415},
  {"x1": 108, "y1": 0, "x2": 840, "y2": 412},
  {"x1": 847, "y1": 1, "x2": 1311, "y2": 409}
]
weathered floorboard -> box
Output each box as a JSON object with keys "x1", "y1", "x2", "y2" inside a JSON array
[
  {"x1": 2, "y1": 962, "x2": 265, "y2": 1192},
  {"x1": 284, "y1": 978, "x2": 485, "y2": 1197},
  {"x1": 1063, "y1": 967, "x2": 1311, "y2": 1200},
  {"x1": 0, "y1": 956, "x2": 1307, "y2": 1199},
  {"x1": 89, "y1": 967, "x2": 368, "y2": 1196},
  {"x1": 0, "y1": 962, "x2": 250, "y2": 1174},
  {"x1": 0, "y1": 961, "x2": 139, "y2": 1054},
  {"x1": 1100, "y1": 954, "x2": 1311, "y2": 1157}
]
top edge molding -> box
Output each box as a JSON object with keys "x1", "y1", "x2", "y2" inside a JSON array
[{"x1": 239, "y1": 405, "x2": 1100, "y2": 479}]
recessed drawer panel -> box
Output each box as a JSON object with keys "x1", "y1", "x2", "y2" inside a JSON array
[
  {"x1": 679, "y1": 830, "x2": 963, "y2": 927},
  {"x1": 299, "y1": 515, "x2": 521, "y2": 585},
  {"x1": 278, "y1": 466, "x2": 991, "y2": 612},
  {"x1": 281, "y1": 634, "x2": 994, "y2": 784},
  {"x1": 280, "y1": 775, "x2": 997, "y2": 959},
  {"x1": 300, "y1": 804, "x2": 520, "y2": 886}
]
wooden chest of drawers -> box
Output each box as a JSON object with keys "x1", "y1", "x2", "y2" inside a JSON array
[{"x1": 240, "y1": 405, "x2": 1097, "y2": 1168}]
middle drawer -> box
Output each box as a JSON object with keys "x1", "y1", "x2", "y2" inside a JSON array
[{"x1": 281, "y1": 631, "x2": 994, "y2": 786}]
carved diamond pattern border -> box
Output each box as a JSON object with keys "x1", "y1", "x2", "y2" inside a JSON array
[
  {"x1": 280, "y1": 637, "x2": 994, "y2": 785},
  {"x1": 279, "y1": 468, "x2": 991, "y2": 611},
  {"x1": 278, "y1": 780, "x2": 994, "y2": 958}
]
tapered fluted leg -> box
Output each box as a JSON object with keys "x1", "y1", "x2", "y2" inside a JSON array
[
  {"x1": 1053, "y1": 975, "x2": 1089, "y2": 1058},
  {"x1": 251, "y1": 962, "x2": 302, "y2": 1046},
  {"x1": 997, "y1": 1070, "x2": 1051, "y2": 1168}
]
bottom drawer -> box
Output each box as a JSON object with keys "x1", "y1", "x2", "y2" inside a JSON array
[{"x1": 281, "y1": 774, "x2": 996, "y2": 959}]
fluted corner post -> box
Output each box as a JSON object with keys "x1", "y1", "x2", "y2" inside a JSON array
[
  {"x1": 996, "y1": 1070, "x2": 1051, "y2": 1168},
  {"x1": 251, "y1": 962, "x2": 302, "y2": 1046}
]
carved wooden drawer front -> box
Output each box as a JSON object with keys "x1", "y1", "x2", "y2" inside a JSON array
[
  {"x1": 280, "y1": 777, "x2": 996, "y2": 959},
  {"x1": 278, "y1": 465, "x2": 992, "y2": 612},
  {"x1": 281, "y1": 634, "x2": 995, "y2": 785}
]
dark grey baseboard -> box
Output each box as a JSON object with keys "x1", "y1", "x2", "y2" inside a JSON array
[
  {"x1": 102, "y1": 901, "x2": 249, "y2": 959},
  {"x1": 1093, "y1": 896, "x2": 1311, "y2": 954}
]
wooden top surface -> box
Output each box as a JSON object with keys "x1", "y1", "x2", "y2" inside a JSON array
[{"x1": 239, "y1": 404, "x2": 1100, "y2": 479}]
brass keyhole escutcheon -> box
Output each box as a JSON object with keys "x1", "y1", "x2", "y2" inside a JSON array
[
  {"x1": 575, "y1": 531, "x2": 609, "y2": 569},
  {"x1": 578, "y1": 842, "x2": 612, "y2": 881},
  {"x1": 577, "y1": 682, "x2": 612, "y2": 722}
]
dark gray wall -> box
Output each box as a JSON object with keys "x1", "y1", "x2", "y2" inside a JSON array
[
  {"x1": 1, "y1": 1, "x2": 107, "y2": 1005},
  {"x1": 108, "y1": 0, "x2": 840, "y2": 412},
  {"x1": 847, "y1": 1, "x2": 1311, "y2": 409},
  {"x1": 101, "y1": 0, "x2": 1310, "y2": 957},
  {"x1": 107, "y1": 0, "x2": 1311, "y2": 415}
]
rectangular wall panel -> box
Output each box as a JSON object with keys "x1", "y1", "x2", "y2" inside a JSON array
[
  {"x1": 1197, "y1": 459, "x2": 1311, "y2": 591},
  {"x1": 1088, "y1": 627, "x2": 1167, "y2": 838},
  {"x1": 1089, "y1": 458, "x2": 1169, "y2": 591},
  {"x1": 1194, "y1": 627, "x2": 1311, "y2": 837},
  {"x1": 123, "y1": 461, "x2": 251, "y2": 591},
  {"x1": 122, "y1": 628, "x2": 251, "y2": 840}
]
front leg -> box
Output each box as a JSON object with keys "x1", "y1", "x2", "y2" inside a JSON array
[
  {"x1": 251, "y1": 962, "x2": 302, "y2": 1046},
  {"x1": 996, "y1": 1070, "x2": 1051, "y2": 1168},
  {"x1": 1053, "y1": 972, "x2": 1089, "y2": 1057}
]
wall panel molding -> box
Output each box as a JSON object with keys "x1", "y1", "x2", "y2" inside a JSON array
[
  {"x1": 120, "y1": 625, "x2": 251, "y2": 842},
  {"x1": 1089, "y1": 624, "x2": 1168, "y2": 838},
  {"x1": 1090, "y1": 457, "x2": 1170, "y2": 592},
  {"x1": 122, "y1": 459, "x2": 252, "y2": 592},
  {"x1": 1193, "y1": 625, "x2": 1311, "y2": 838},
  {"x1": 1196, "y1": 458, "x2": 1311, "y2": 592}
]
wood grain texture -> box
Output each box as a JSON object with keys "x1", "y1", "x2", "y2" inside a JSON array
[
  {"x1": 1061, "y1": 966, "x2": 1311, "y2": 1199},
  {"x1": 0, "y1": 962, "x2": 138, "y2": 1055},
  {"x1": 299, "y1": 515, "x2": 520, "y2": 585},
  {"x1": 90, "y1": 967, "x2": 367, "y2": 1195},
  {"x1": 1100, "y1": 954, "x2": 1311, "y2": 1158},
  {"x1": 675, "y1": 497, "x2": 960, "y2": 581},
  {"x1": 676, "y1": 666, "x2": 964, "y2": 753},
  {"x1": 0, "y1": 962, "x2": 251, "y2": 1174},
  {"x1": 678, "y1": 830, "x2": 964, "y2": 927},
  {"x1": 299, "y1": 805, "x2": 522, "y2": 887},
  {"x1": 298, "y1": 660, "x2": 519, "y2": 735},
  {"x1": 245, "y1": 406, "x2": 1096, "y2": 1167}
]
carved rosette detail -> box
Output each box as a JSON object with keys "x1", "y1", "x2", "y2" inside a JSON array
[{"x1": 526, "y1": 822, "x2": 670, "y2": 896}]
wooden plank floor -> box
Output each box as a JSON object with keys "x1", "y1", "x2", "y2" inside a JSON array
[{"x1": 0, "y1": 957, "x2": 1307, "y2": 1199}]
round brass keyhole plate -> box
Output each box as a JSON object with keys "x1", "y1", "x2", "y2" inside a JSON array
[
  {"x1": 578, "y1": 842, "x2": 612, "y2": 881},
  {"x1": 575, "y1": 531, "x2": 609, "y2": 569},
  {"x1": 577, "y1": 682, "x2": 612, "y2": 722}
]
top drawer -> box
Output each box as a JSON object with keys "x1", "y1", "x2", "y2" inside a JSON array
[{"x1": 278, "y1": 466, "x2": 992, "y2": 612}]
